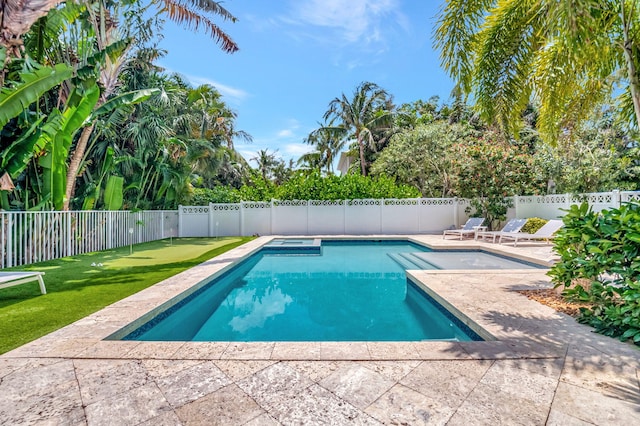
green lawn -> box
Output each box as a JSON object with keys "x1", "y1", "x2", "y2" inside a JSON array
[{"x1": 0, "y1": 237, "x2": 253, "y2": 354}]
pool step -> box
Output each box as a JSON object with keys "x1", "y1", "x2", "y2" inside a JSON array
[{"x1": 388, "y1": 253, "x2": 438, "y2": 270}]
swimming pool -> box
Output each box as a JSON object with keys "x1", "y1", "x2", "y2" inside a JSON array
[{"x1": 115, "y1": 240, "x2": 537, "y2": 342}]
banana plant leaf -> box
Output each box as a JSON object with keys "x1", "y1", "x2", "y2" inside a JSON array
[
  {"x1": 0, "y1": 63, "x2": 72, "y2": 129},
  {"x1": 0, "y1": 116, "x2": 46, "y2": 178},
  {"x1": 91, "y1": 88, "x2": 160, "y2": 120},
  {"x1": 39, "y1": 86, "x2": 100, "y2": 210},
  {"x1": 103, "y1": 175, "x2": 124, "y2": 210}
]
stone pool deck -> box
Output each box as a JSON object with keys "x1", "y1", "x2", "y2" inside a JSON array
[{"x1": 1, "y1": 235, "x2": 639, "y2": 425}]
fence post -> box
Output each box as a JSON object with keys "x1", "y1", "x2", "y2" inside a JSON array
[
  {"x1": 343, "y1": 200, "x2": 347, "y2": 234},
  {"x1": 160, "y1": 212, "x2": 164, "y2": 240},
  {"x1": 453, "y1": 197, "x2": 459, "y2": 228},
  {"x1": 208, "y1": 203, "x2": 214, "y2": 237},
  {"x1": 306, "y1": 200, "x2": 310, "y2": 235},
  {"x1": 240, "y1": 202, "x2": 245, "y2": 237},
  {"x1": 513, "y1": 195, "x2": 519, "y2": 218},
  {"x1": 107, "y1": 211, "x2": 113, "y2": 249},
  {"x1": 417, "y1": 198, "x2": 421, "y2": 233},
  {"x1": 178, "y1": 205, "x2": 183, "y2": 237},
  {"x1": 612, "y1": 189, "x2": 621, "y2": 208},
  {"x1": 67, "y1": 212, "x2": 73, "y2": 256},
  {"x1": 270, "y1": 199, "x2": 275, "y2": 235},
  {"x1": 6, "y1": 214, "x2": 13, "y2": 268}
]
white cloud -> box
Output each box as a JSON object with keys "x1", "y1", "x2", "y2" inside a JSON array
[
  {"x1": 277, "y1": 129, "x2": 294, "y2": 138},
  {"x1": 283, "y1": 143, "x2": 313, "y2": 157},
  {"x1": 184, "y1": 74, "x2": 249, "y2": 104},
  {"x1": 289, "y1": 0, "x2": 404, "y2": 44}
]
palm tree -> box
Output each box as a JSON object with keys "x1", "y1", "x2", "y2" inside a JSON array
[
  {"x1": 434, "y1": 0, "x2": 640, "y2": 141},
  {"x1": 304, "y1": 125, "x2": 346, "y2": 174},
  {"x1": 323, "y1": 82, "x2": 394, "y2": 176},
  {"x1": 251, "y1": 149, "x2": 278, "y2": 180}
]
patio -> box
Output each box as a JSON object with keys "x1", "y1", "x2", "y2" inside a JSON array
[{"x1": 1, "y1": 236, "x2": 638, "y2": 425}]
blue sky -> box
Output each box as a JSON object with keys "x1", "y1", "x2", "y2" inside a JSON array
[{"x1": 158, "y1": 0, "x2": 454, "y2": 165}]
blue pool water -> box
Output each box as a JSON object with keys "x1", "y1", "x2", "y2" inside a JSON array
[{"x1": 122, "y1": 240, "x2": 493, "y2": 342}]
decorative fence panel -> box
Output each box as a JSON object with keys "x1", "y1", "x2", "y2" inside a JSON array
[
  {"x1": 179, "y1": 206, "x2": 210, "y2": 237},
  {"x1": 621, "y1": 191, "x2": 640, "y2": 203},
  {"x1": 308, "y1": 201, "x2": 346, "y2": 234},
  {"x1": 345, "y1": 199, "x2": 383, "y2": 234},
  {"x1": 1, "y1": 210, "x2": 177, "y2": 268},
  {"x1": 513, "y1": 194, "x2": 572, "y2": 220},
  {"x1": 381, "y1": 199, "x2": 419, "y2": 234},
  {"x1": 241, "y1": 202, "x2": 271, "y2": 236},
  {"x1": 272, "y1": 201, "x2": 309, "y2": 235},
  {"x1": 210, "y1": 204, "x2": 241, "y2": 237}
]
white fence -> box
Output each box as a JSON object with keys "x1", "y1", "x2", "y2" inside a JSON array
[
  {"x1": 1, "y1": 210, "x2": 178, "y2": 268},
  {"x1": 179, "y1": 198, "x2": 471, "y2": 237},
  {"x1": 2, "y1": 190, "x2": 639, "y2": 268},
  {"x1": 179, "y1": 191, "x2": 640, "y2": 238}
]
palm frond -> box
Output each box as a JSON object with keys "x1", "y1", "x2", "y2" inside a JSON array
[
  {"x1": 434, "y1": 0, "x2": 496, "y2": 94},
  {"x1": 159, "y1": 0, "x2": 238, "y2": 53},
  {"x1": 473, "y1": 0, "x2": 546, "y2": 134}
]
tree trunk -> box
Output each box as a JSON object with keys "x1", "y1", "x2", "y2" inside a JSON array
[
  {"x1": 63, "y1": 123, "x2": 95, "y2": 210},
  {"x1": 621, "y1": 1, "x2": 640, "y2": 129},
  {"x1": 357, "y1": 134, "x2": 367, "y2": 176}
]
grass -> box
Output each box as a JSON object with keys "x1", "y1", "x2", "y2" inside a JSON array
[{"x1": 0, "y1": 236, "x2": 253, "y2": 354}]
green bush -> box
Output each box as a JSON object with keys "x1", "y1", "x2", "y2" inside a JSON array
[
  {"x1": 548, "y1": 202, "x2": 640, "y2": 345},
  {"x1": 521, "y1": 217, "x2": 547, "y2": 234},
  {"x1": 235, "y1": 171, "x2": 420, "y2": 201},
  {"x1": 190, "y1": 187, "x2": 241, "y2": 204}
]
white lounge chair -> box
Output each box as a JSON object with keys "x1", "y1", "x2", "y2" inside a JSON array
[
  {"x1": 499, "y1": 219, "x2": 564, "y2": 246},
  {"x1": 443, "y1": 217, "x2": 486, "y2": 240},
  {"x1": 0, "y1": 271, "x2": 47, "y2": 294},
  {"x1": 477, "y1": 218, "x2": 528, "y2": 243}
]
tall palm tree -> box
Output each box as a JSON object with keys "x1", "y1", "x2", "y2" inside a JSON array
[
  {"x1": 323, "y1": 82, "x2": 394, "y2": 176},
  {"x1": 251, "y1": 149, "x2": 277, "y2": 180},
  {"x1": 304, "y1": 125, "x2": 346, "y2": 174},
  {"x1": 434, "y1": 0, "x2": 640, "y2": 141}
]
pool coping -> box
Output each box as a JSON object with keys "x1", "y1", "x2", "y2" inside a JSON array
[{"x1": 2, "y1": 235, "x2": 567, "y2": 362}]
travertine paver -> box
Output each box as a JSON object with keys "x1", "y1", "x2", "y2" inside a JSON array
[
  {"x1": 1, "y1": 235, "x2": 639, "y2": 425},
  {"x1": 74, "y1": 359, "x2": 150, "y2": 405},
  {"x1": 84, "y1": 382, "x2": 171, "y2": 426},
  {"x1": 365, "y1": 383, "x2": 457, "y2": 425},
  {"x1": 319, "y1": 363, "x2": 396, "y2": 409},
  {"x1": 0, "y1": 359, "x2": 84, "y2": 424},
  {"x1": 174, "y1": 383, "x2": 265, "y2": 425},
  {"x1": 550, "y1": 381, "x2": 640, "y2": 425},
  {"x1": 153, "y1": 361, "x2": 231, "y2": 407}
]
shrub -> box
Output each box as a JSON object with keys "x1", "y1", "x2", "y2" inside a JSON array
[
  {"x1": 521, "y1": 217, "x2": 547, "y2": 234},
  {"x1": 548, "y1": 202, "x2": 640, "y2": 345},
  {"x1": 190, "y1": 187, "x2": 241, "y2": 204}
]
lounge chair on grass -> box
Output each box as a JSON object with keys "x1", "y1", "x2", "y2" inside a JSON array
[
  {"x1": 477, "y1": 218, "x2": 527, "y2": 243},
  {"x1": 498, "y1": 219, "x2": 564, "y2": 246},
  {"x1": 0, "y1": 271, "x2": 47, "y2": 294},
  {"x1": 442, "y1": 217, "x2": 486, "y2": 240}
]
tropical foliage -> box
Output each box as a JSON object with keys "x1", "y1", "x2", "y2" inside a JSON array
[
  {"x1": 0, "y1": 0, "x2": 246, "y2": 211},
  {"x1": 449, "y1": 133, "x2": 543, "y2": 230},
  {"x1": 321, "y1": 81, "x2": 395, "y2": 176},
  {"x1": 434, "y1": 0, "x2": 640, "y2": 141},
  {"x1": 549, "y1": 202, "x2": 640, "y2": 345}
]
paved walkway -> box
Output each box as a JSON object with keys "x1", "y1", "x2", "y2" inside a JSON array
[{"x1": 1, "y1": 236, "x2": 638, "y2": 425}]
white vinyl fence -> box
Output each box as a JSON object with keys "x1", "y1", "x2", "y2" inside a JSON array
[
  {"x1": 1, "y1": 210, "x2": 178, "y2": 268},
  {"x1": 2, "y1": 190, "x2": 639, "y2": 268},
  {"x1": 178, "y1": 191, "x2": 640, "y2": 238}
]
